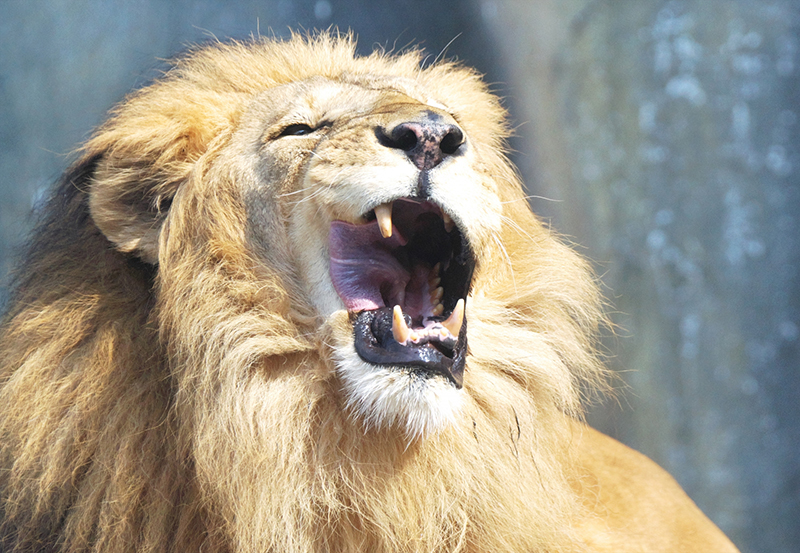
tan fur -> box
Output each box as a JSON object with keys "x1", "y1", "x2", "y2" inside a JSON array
[{"x1": 0, "y1": 33, "x2": 738, "y2": 552}]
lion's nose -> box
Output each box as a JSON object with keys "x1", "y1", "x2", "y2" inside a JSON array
[{"x1": 379, "y1": 111, "x2": 465, "y2": 171}]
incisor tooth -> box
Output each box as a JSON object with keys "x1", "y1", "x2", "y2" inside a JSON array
[
  {"x1": 392, "y1": 305, "x2": 410, "y2": 344},
  {"x1": 375, "y1": 203, "x2": 393, "y2": 238},
  {"x1": 442, "y1": 298, "x2": 465, "y2": 337},
  {"x1": 442, "y1": 212, "x2": 455, "y2": 232}
]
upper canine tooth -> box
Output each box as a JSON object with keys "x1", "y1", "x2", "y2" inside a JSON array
[
  {"x1": 442, "y1": 212, "x2": 455, "y2": 232},
  {"x1": 392, "y1": 305, "x2": 410, "y2": 344},
  {"x1": 375, "y1": 202, "x2": 393, "y2": 238},
  {"x1": 442, "y1": 298, "x2": 465, "y2": 337}
]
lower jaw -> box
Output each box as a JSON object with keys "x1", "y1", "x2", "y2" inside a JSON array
[{"x1": 351, "y1": 308, "x2": 465, "y2": 388}]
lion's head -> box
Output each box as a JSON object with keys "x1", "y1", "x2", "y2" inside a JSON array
[{"x1": 1, "y1": 34, "x2": 606, "y2": 552}]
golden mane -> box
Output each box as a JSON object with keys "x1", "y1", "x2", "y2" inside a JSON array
[{"x1": 1, "y1": 33, "x2": 735, "y2": 553}]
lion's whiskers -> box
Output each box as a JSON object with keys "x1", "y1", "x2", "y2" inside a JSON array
[{"x1": 492, "y1": 232, "x2": 517, "y2": 295}]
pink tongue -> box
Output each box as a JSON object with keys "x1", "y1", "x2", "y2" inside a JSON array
[{"x1": 329, "y1": 220, "x2": 409, "y2": 311}]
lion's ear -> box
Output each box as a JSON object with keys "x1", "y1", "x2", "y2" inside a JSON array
[
  {"x1": 88, "y1": 153, "x2": 181, "y2": 266},
  {"x1": 86, "y1": 86, "x2": 239, "y2": 265}
]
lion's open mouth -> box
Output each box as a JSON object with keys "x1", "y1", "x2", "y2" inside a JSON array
[{"x1": 329, "y1": 198, "x2": 475, "y2": 387}]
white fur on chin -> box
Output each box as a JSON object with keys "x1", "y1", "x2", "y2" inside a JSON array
[{"x1": 333, "y1": 344, "x2": 464, "y2": 440}]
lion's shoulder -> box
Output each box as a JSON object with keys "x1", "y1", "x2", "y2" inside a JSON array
[{"x1": 569, "y1": 421, "x2": 739, "y2": 552}]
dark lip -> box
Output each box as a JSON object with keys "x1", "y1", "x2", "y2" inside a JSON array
[
  {"x1": 329, "y1": 198, "x2": 475, "y2": 387},
  {"x1": 352, "y1": 306, "x2": 468, "y2": 387}
]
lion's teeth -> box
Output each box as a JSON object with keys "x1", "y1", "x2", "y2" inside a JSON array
[
  {"x1": 432, "y1": 303, "x2": 444, "y2": 316},
  {"x1": 442, "y1": 298, "x2": 465, "y2": 337},
  {"x1": 431, "y1": 286, "x2": 444, "y2": 303},
  {"x1": 442, "y1": 212, "x2": 454, "y2": 232},
  {"x1": 392, "y1": 305, "x2": 410, "y2": 344},
  {"x1": 429, "y1": 276, "x2": 441, "y2": 289},
  {"x1": 375, "y1": 202, "x2": 393, "y2": 238},
  {"x1": 432, "y1": 262, "x2": 441, "y2": 277}
]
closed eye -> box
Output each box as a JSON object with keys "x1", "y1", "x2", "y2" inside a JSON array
[
  {"x1": 278, "y1": 123, "x2": 315, "y2": 137},
  {"x1": 277, "y1": 120, "x2": 333, "y2": 138}
]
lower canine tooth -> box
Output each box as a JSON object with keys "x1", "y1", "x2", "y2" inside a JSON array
[
  {"x1": 392, "y1": 305, "x2": 410, "y2": 344},
  {"x1": 442, "y1": 298, "x2": 465, "y2": 337},
  {"x1": 375, "y1": 203, "x2": 393, "y2": 238}
]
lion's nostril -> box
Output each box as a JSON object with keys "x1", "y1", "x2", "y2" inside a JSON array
[
  {"x1": 391, "y1": 126, "x2": 419, "y2": 152},
  {"x1": 440, "y1": 128, "x2": 464, "y2": 156}
]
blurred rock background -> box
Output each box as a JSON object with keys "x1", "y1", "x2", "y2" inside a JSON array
[{"x1": 1, "y1": 1, "x2": 797, "y2": 551}]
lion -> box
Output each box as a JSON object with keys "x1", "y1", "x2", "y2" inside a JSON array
[{"x1": 0, "y1": 33, "x2": 738, "y2": 552}]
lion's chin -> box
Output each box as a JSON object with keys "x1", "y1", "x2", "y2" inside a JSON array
[{"x1": 332, "y1": 344, "x2": 464, "y2": 439}]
